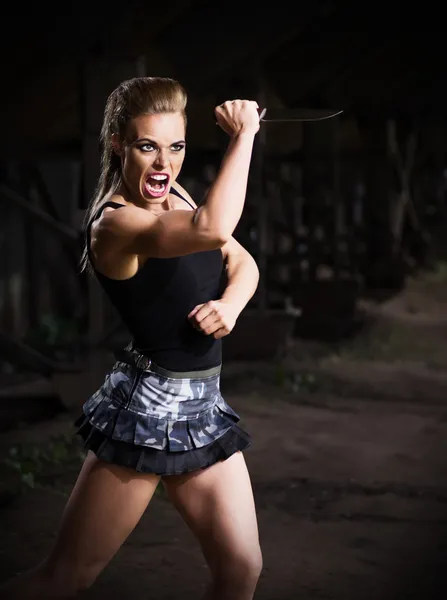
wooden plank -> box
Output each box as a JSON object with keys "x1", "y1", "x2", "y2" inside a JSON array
[{"x1": 0, "y1": 185, "x2": 78, "y2": 241}]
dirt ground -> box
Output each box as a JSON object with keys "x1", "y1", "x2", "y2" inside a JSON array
[{"x1": 1, "y1": 272, "x2": 447, "y2": 600}]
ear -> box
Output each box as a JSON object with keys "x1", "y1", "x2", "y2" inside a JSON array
[{"x1": 111, "y1": 133, "x2": 123, "y2": 156}]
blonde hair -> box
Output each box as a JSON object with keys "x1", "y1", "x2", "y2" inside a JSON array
[{"x1": 80, "y1": 76, "x2": 187, "y2": 272}]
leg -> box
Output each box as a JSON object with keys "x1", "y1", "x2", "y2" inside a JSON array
[
  {"x1": 163, "y1": 452, "x2": 262, "y2": 600},
  {"x1": 0, "y1": 451, "x2": 160, "y2": 599}
]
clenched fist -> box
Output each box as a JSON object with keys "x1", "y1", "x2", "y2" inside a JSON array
[
  {"x1": 188, "y1": 300, "x2": 238, "y2": 340},
  {"x1": 215, "y1": 99, "x2": 260, "y2": 137}
]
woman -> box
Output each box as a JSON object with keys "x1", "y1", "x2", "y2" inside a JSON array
[{"x1": 0, "y1": 77, "x2": 262, "y2": 599}]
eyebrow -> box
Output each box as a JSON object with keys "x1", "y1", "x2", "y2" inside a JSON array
[{"x1": 134, "y1": 138, "x2": 186, "y2": 145}]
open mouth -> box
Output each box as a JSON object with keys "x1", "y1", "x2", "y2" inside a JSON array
[{"x1": 144, "y1": 173, "x2": 170, "y2": 197}]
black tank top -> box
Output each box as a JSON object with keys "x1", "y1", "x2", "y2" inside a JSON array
[{"x1": 87, "y1": 189, "x2": 225, "y2": 370}]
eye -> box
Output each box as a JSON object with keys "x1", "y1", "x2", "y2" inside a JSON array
[
  {"x1": 171, "y1": 144, "x2": 186, "y2": 152},
  {"x1": 139, "y1": 143, "x2": 155, "y2": 152}
]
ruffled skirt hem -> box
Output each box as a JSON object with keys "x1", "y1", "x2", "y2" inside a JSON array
[
  {"x1": 81, "y1": 386, "x2": 242, "y2": 452},
  {"x1": 74, "y1": 416, "x2": 252, "y2": 475}
]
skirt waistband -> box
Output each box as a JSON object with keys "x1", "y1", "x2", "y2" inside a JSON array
[{"x1": 114, "y1": 346, "x2": 222, "y2": 380}]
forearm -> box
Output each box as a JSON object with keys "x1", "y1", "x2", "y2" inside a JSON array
[
  {"x1": 221, "y1": 252, "x2": 259, "y2": 315},
  {"x1": 195, "y1": 132, "x2": 255, "y2": 241}
]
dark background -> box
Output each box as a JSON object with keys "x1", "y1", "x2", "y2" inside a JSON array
[{"x1": 1, "y1": 3, "x2": 447, "y2": 599}]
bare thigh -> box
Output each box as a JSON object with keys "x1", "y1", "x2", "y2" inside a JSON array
[
  {"x1": 162, "y1": 452, "x2": 261, "y2": 571},
  {"x1": 46, "y1": 450, "x2": 160, "y2": 579}
]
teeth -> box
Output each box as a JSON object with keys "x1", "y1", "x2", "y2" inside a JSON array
[
  {"x1": 146, "y1": 180, "x2": 167, "y2": 195},
  {"x1": 150, "y1": 174, "x2": 168, "y2": 181}
]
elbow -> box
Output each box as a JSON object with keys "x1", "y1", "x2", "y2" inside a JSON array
[
  {"x1": 213, "y1": 231, "x2": 231, "y2": 248},
  {"x1": 194, "y1": 212, "x2": 231, "y2": 248},
  {"x1": 246, "y1": 251, "x2": 260, "y2": 285},
  {"x1": 200, "y1": 230, "x2": 230, "y2": 249},
  {"x1": 252, "y1": 256, "x2": 260, "y2": 284}
]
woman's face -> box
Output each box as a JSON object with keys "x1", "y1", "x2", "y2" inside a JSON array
[{"x1": 116, "y1": 112, "x2": 186, "y2": 207}]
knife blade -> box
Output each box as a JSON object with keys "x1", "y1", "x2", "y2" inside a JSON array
[{"x1": 259, "y1": 108, "x2": 343, "y2": 122}]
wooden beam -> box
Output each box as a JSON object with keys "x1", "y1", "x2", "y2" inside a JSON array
[{"x1": 0, "y1": 185, "x2": 78, "y2": 242}]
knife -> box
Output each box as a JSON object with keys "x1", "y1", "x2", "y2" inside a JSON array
[{"x1": 258, "y1": 108, "x2": 343, "y2": 122}]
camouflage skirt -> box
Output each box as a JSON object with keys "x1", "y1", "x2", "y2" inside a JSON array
[{"x1": 75, "y1": 347, "x2": 251, "y2": 475}]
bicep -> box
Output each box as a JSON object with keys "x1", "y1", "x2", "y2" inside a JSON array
[{"x1": 96, "y1": 205, "x2": 223, "y2": 259}]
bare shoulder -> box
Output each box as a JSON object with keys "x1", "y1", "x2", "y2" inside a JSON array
[
  {"x1": 89, "y1": 197, "x2": 157, "y2": 278},
  {"x1": 171, "y1": 181, "x2": 198, "y2": 209},
  {"x1": 95, "y1": 196, "x2": 155, "y2": 236},
  {"x1": 90, "y1": 198, "x2": 156, "y2": 265},
  {"x1": 90, "y1": 194, "x2": 125, "y2": 229}
]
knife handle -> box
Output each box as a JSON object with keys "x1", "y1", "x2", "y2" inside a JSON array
[{"x1": 216, "y1": 107, "x2": 267, "y2": 126}]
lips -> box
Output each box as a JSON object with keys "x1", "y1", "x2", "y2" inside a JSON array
[{"x1": 144, "y1": 172, "x2": 170, "y2": 198}]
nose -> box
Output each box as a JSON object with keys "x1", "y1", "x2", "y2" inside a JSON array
[{"x1": 154, "y1": 149, "x2": 169, "y2": 169}]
